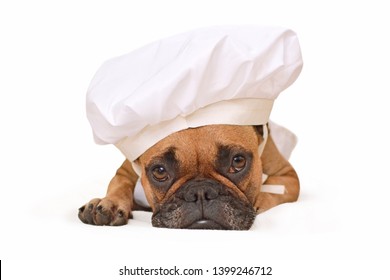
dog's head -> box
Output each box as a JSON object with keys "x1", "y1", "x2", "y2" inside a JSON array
[{"x1": 136, "y1": 124, "x2": 265, "y2": 230}]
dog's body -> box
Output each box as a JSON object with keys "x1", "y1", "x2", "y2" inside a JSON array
[{"x1": 79, "y1": 124, "x2": 299, "y2": 230}]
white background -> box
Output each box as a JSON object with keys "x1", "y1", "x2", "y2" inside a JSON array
[{"x1": 1, "y1": 0, "x2": 389, "y2": 279}]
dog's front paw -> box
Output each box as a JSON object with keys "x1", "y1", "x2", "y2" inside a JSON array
[{"x1": 78, "y1": 198, "x2": 132, "y2": 226}]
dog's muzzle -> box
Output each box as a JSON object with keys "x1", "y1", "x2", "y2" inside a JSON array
[{"x1": 152, "y1": 179, "x2": 256, "y2": 230}]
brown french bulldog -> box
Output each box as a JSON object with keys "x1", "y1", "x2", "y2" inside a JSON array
[{"x1": 78, "y1": 124, "x2": 299, "y2": 230}]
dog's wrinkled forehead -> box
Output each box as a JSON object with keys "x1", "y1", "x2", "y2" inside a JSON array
[{"x1": 139, "y1": 125, "x2": 260, "y2": 166}]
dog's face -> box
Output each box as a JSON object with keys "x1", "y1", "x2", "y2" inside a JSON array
[{"x1": 136, "y1": 125, "x2": 264, "y2": 230}]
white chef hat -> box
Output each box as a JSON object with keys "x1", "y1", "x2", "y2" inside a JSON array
[{"x1": 86, "y1": 26, "x2": 303, "y2": 162}]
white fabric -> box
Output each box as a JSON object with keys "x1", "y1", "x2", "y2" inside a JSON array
[
  {"x1": 116, "y1": 99, "x2": 273, "y2": 161},
  {"x1": 269, "y1": 121, "x2": 297, "y2": 160},
  {"x1": 86, "y1": 25, "x2": 303, "y2": 161},
  {"x1": 260, "y1": 184, "x2": 285, "y2": 194}
]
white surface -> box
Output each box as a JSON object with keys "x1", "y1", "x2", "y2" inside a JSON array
[{"x1": 1, "y1": 0, "x2": 390, "y2": 279}]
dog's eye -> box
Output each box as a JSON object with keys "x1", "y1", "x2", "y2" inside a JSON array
[
  {"x1": 152, "y1": 166, "x2": 169, "y2": 182},
  {"x1": 229, "y1": 155, "x2": 246, "y2": 173}
]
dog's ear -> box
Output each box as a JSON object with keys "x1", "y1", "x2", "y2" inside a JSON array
[{"x1": 253, "y1": 123, "x2": 270, "y2": 140}]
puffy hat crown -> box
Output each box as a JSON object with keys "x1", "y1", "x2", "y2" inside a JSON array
[{"x1": 86, "y1": 26, "x2": 303, "y2": 161}]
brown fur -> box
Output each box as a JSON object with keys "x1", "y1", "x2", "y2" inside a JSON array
[{"x1": 78, "y1": 124, "x2": 299, "y2": 229}]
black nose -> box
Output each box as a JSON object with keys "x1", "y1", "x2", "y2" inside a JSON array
[{"x1": 183, "y1": 183, "x2": 219, "y2": 202}]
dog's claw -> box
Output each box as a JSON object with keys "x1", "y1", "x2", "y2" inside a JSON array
[{"x1": 78, "y1": 198, "x2": 130, "y2": 226}]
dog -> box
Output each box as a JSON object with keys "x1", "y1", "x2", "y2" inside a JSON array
[{"x1": 78, "y1": 124, "x2": 299, "y2": 230}]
